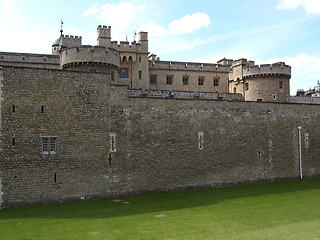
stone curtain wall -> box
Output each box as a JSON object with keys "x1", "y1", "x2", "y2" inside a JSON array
[
  {"x1": 125, "y1": 99, "x2": 320, "y2": 192},
  {"x1": 1, "y1": 66, "x2": 320, "y2": 208},
  {"x1": 0, "y1": 67, "x2": 3, "y2": 209}
]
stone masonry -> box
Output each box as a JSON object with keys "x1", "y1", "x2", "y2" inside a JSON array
[{"x1": 0, "y1": 66, "x2": 319, "y2": 209}]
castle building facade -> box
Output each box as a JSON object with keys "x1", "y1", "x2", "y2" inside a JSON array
[
  {"x1": 1, "y1": 25, "x2": 291, "y2": 102},
  {"x1": 1, "y1": 26, "x2": 319, "y2": 209}
]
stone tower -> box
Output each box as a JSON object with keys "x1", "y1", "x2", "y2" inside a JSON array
[{"x1": 229, "y1": 59, "x2": 291, "y2": 102}]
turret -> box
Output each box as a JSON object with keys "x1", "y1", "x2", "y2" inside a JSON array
[
  {"x1": 138, "y1": 32, "x2": 148, "y2": 53},
  {"x1": 97, "y1": 25, "x2": 111, "y2": 47}
]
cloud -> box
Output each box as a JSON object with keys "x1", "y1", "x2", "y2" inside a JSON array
[
  {"x1": 2, "y1": 0, "x2": 17, "y2": 11},
  {"x1": 83, "y1": 3, "x2": 99, "y2": 16},
  {"x1": 83, "y1": 2, "x2": 146, "y2": 30},
  {"x1": 140, "y1": 13, "x2": 210, "y2": 37},
  {"x1": 168, "y1": 13, "x2": 210, "y2": 34},
  {"x1": 277, "y1": 0, "x2": 320, "y2": 14},
  {"x1": 0, "y1": 0, "x2": 23, "y2": 20}
]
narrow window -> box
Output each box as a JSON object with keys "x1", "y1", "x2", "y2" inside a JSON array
[
  {"x1": 41, "y1": 106, "x2": 44, "y2": 113},
  {"x1": 149, "y1": 75, "x2": 157, "y2": 85},
  {"x1": 139, "y1": 70, "x2": 142, "y2": 80},
  {"x1": 12, "y1": 105, "x2": 15, "y2": 113},
  {"x1": 213, "y1": 78, "x2": 219, "y2": 86},
  {"x1": 108, "y1": 153, "x2": 113, "y2": 167},
  {"x1": 272, "y1": 94, "x2": 277, "y2": 100},
  {"x1": 182, "y1": 76, "x2": 189, "y2": 85},
  {"x1": 12, "y1": 138, "x2": 15, "y2": 146},
  {"x1": 257, "y1": 148, "x2": 262, "y2": 158},
  {"x1": 198, "y1": 77, "x2": 204, "y2": 86},
  {"x1": 279, "y1": 81, "x2": 283, "y2": 89},
  {"x1": 139, "y1": 57, "x2": 141, "y2": 63},
  {"x1": 198, "y1": 132, "x2": 204, "y2": 150},
  {"x1": 305, "y1": 133, "x2": 309, "y2": 149},
  {"x1": 245, "y1": 83, "x2": 249, "y2": 91},
  {"x1": 233, "y1": 87, "x2": 237, "y2": 93},
  {"x1": 111, "y1": 71, "x2": 115, "y2": 81},
  {"x1": 42, "y1": 138, "x2": 48, "y2": 153},
  {"x1": 166, "y1": 75, "x2": 173, "y2": 85},
  {"x1": 110, "y1": 133, "x2": 117, "y2": 152},
  {"x1": 54, "y1": 173, "x2": 57, "y2": 183}
]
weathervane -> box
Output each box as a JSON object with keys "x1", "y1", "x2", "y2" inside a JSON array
[{"x1": 60, "y1": 19, "x2": 64, "y2": 36}]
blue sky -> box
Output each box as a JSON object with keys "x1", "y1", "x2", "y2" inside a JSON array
[{"x1": 1, "y1": 0, "x2": 320, "y2": 94}]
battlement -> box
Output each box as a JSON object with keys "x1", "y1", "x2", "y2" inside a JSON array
[
  {"x1": 0, "y1": 51, "x2": 60, "y2": 68},
  {"x1": 97, "y1": 25, "x2": 111, "y2": 37},
  {"x1": 148, "y1": 59, "x2": 230, "y2": 72},
  {"x1": 232, "y1": 59, "x2": 255, "y2": 67},
  {"x1": 128, "y1": 89, "x2": 243, "y2": 101},
  {"x1": 60, "y1": 45, "x2": 120, "y2": 69},
  {"x1": 243, "y1": 62, "x2": 291, "y2": 78},
  {"x1": 60, "y1": 35, "x2": 82, "y2": 49}
]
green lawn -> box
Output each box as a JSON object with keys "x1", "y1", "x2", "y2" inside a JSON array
[{"x1": 1, "y1": 178, "x2": 320, "y2": 240}]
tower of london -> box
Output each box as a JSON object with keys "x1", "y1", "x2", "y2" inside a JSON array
[{"x1": 0, "y1": 26, "x2": 319, "y2": 209}]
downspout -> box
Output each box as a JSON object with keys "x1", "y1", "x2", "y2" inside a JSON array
[{"x1": 297, "y1": 126, "x2": 303, "y2": 179}]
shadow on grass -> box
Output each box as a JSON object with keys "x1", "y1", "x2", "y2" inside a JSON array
[{"x1": 0, "y1": 178, "x2": 319, "y2": 220}]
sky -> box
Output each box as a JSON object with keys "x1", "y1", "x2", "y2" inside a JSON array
[{"x1": 0, "y1": 0, "x2": 320, "y2": 95}]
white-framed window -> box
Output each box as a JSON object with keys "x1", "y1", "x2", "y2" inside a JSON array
[
  {"x1": 305, "y1": 133, "x2": 309, "y2": 149},
  {"x1": 42, "y1": 137, "x2": 56, "y2": 154},
  {"x1": 110, "y1": 133, "x2": 117, "y2": 152}
]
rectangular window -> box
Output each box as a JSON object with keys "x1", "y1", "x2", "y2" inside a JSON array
[
  {"x1": 50, "y1": 138, "x2": 56, "y2": 153},
  {"x1": 198, "y1": 77, "x2": 204, "y2": 86},
  {"x1": 139, "y1": 71, "x2": 142, "y2": 80},
  {"x1": 279, "y1": 81, "x2": 283, "y2": 89},
  {"x1": 182, "y1": 76, "x2": 189, "y2": 85},
  {"x1": 139, "y1": 57, "x2": 142, "y2": 63},
  {"x1": 42, "y1": 138, "x2": 48, "y2": 153},
  {"x1": 119, "y1": 68, "x2": 129, "y2": 78},
  {"x1": 42, "y1": 137, "x2": 56, "y2": 154},
  {"x1": 150, "y1": 75, "x2": 157, "y2": 85},
  {"x1": 166, "y1": 75, "x2": 173, "y2": 85},
  {"x1": 213, "y1": 78, "x2": 219, "y2": 86},
  {"x1": 245, "y1": 83, "x2": 249, "y2": 91}
]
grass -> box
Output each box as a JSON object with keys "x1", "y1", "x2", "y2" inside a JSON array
[{"x1": 1, "y1": 178, "x2": 320, "y2": 240}]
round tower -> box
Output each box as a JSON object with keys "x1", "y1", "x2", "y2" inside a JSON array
[{"x1": 229, "y1": 60, "x2": 291, "y2": 102}]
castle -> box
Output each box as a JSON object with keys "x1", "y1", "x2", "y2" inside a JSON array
[{"x1": 0, "y1": 26, "x2": 319, "y2": 209}]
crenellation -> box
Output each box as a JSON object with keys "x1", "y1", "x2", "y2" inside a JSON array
[
  {"x1": 243, "y1": 63, "x2": 291, "y2": 77},
  {"x1": 149, "y1": 60, "x2": 230, "y2": 73}
]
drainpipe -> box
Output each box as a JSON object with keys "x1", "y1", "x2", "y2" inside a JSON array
[{"x1": 297, "y1": 126, "x2": 303, "y2": 179}]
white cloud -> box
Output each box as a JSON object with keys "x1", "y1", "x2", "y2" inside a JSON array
[
  {"x1": 2, "y1": 0, "x2": 17, "y2": 11},
  {"x1": 139, "y1": 13, "x2": 210, "y2": 37},
  {"x1": 168, "y1": 13, "x2": 210, "y2": 34},
  {"x1": 83, "y1": 3, "x2": 99, "y2": 16},
  {"x1": 277, "y1": 0, "x2": 320, "y2": 14},
  {"x1": 83, "y1": 2, "x2": 146, "y2": 31},
  {"x1": 0, "y1": 0, "x2": 23, "y2": 20}
]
